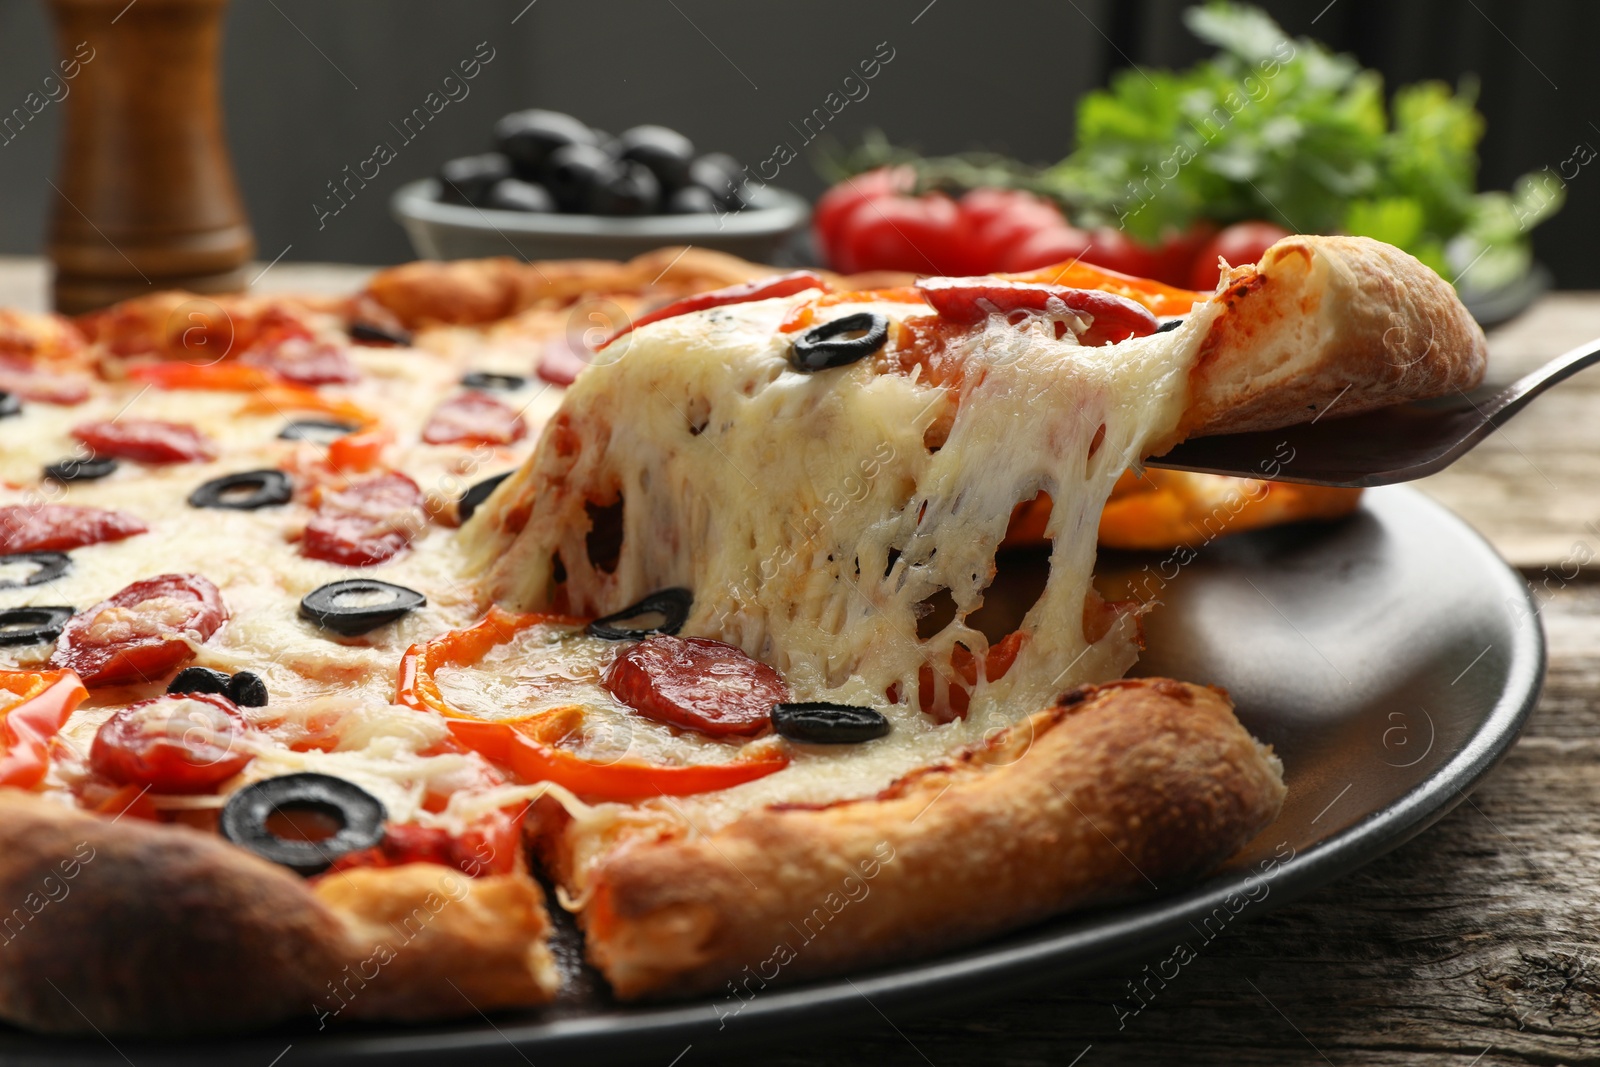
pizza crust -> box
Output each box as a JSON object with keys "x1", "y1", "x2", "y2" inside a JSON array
[
  {"x1": 363, "y1": 246, "x2": 784, "y2": 328},
  {"x1": 1178, "y1": 234, "x2": 1487, "y2": 438},
  {"x1": 0, "y1": 792, "x2": 557, "y2": 1035},
  {"x1": 559, "y1": 678, "x2": 1284, "y2": 999}
]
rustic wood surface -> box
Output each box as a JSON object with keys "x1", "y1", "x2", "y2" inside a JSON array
[{"x1": 2, "y1": 260, "x2": 1595, "y2": 1066}]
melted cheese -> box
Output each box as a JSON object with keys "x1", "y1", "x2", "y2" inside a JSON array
[{"x1": 467, "y1": 291, "x2": 1221, "y2": 829}]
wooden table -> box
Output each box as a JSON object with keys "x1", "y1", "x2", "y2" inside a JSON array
[{"x1": 5, "y1": 259, "x2": 1595, "y2": 1065}]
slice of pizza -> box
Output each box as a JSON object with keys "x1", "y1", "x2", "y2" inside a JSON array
[
  {"x1": 453, "y1": 234, "x2": 1483, "y2": 997},
  {"x1": 0, "y1": 235, "x2": 1483, "y2": 1032}
]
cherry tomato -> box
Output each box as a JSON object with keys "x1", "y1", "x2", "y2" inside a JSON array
[
  {"x1": 1144, "y1": 222, "x2": 1217, "y2": 289},
  {"x1": 71, "y1": 419, "x2": 216, "y2": 464},
  {"x1": 605, "y1": 270, "x2": 828, "y2": 348},
  {"x1": 997, "y1": 225, "x2": 1096, "y2": 273},
  {"x1": 604, "y1": 634, "x2": 787, "y2": 738},
  {"x1": 960, "y1": 190, "x2": 1068, "y2": 274},
  {"x1": 813, "y1": 166, "x2": 915, "y2": 260},
  {"x1": 1188, "y1": 221, "x2": 1293, "y2": 291},
  {"x1": 0, "y1": 504, "x2": 147, "y2": 554},
  {"x1": 89, "y1": 692, "x2": 252, "y2": 793},
  {"x1": 301, "y1": 471, "x2": 425, "y2": 567},
  {"x1": 421, "y1": 391, "x2": 527, "y2": 446},
  {"x1": 915, "y1": 277, "x2": 1159, "y2": 346},
  {"x1": 838, "y1": 193, "x2": 971, "y2": 276},
  {"x1": 1078, "y1": 228, "x2": 1159, "y2": 280},
  {"x1": 241, "y1": 338, "x2": 360, "y2": 386},
  {"x1": 49, "y1": 574, "x2": 228, "y2": 688}
]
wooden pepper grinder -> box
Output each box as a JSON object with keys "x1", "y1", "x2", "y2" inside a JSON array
[{"x1": 48, "y1": 0, "x2": 254, "y2": 314}]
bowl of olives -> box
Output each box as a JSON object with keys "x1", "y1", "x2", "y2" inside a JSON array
[{"x1": 392, "y1": 110, "x2": 809, "y2": 263}]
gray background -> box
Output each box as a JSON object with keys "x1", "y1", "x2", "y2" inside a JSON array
[{"x1": 0, "y1": 0, "x2": 1595, "y2": 283}]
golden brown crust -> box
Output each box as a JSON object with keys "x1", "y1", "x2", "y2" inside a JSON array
[
  {"x1": 0, "y1": 791, "x2": 557, "y2": 1036},
  {"x1": 567, "y1": 678, "x2": 1284, "y2": 999},
  {"x1": 1180, "y1": 234, "x2": 1487, "y2": 437},
  {"x1": 363, "y1": 247, "x2": 785, "y2": 329}
]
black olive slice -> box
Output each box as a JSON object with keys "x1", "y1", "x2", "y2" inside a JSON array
[
  {"x1": 44, "y1": 456, "x2": 118, "y2": 483},
  {"x1": 1155, "y1": 318, "x2": 1184, "y2": 333},
  {"x1": 585, "y1": 588, "x2": 693, "y2": 640},
  {"x1": 166, "y1": 665, "x2": 232, "y2": 696},
  {"x1": 0, "y1": 392, "x2": 20, "y2": 419},
  {"x1": 460, "y1": 371, "x2": 529, "y2": 392},
  {"x1": 0, "y1": 606, "x2": 75, "y2": 647},
  {"x1": 188, "y1": 469, "x2": 294, "y2": 511},
  {"x1": 220, "y1": 773, "x2": 386, "y2": 876},
  {"x1": 226, "y1": 670, "x2": 269, "y2": 707},
  {"x1": 771, "y1": 702, "x2": 891, "y2": 744},
  {"x1": 349, "y1": 321, "x2": 413, "y2": 346},
  {"x1": 300, "y1": 579, "x2": 427, "y2": 636},
  {"x1": 458, "y1": 470, "x2": 513, "y2": 523},
  {"x1": 0, "y1": 551, "x2": 71, "y2": 590},
  {"x1": 278, "y1": 419, "x2": 358, "y2": 444},
  {"x1": 790, "y1": 312, "x2": 890, "y2": 373}
]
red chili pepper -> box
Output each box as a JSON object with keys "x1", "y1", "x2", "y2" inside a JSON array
[
  {"x1": 915, "y1": 277, "x2": 1159, "y2": 346},
  {"x1": 602, "y1": 271, "x2": 829, "y2": 349}
]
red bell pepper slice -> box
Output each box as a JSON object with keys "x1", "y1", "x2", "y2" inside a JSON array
[
  {"x1": 915, "y1": 277, "x2": 1159, "y2": 346},
  {"x1": 0, "y1": 669, "x2": 88, "y2": 788},
  {"x1": 397, "y1": 608, "x2": 790, "y2": 800},
  {"x1": 602, "y1": 270, "x2": 829, "y2": 349}
]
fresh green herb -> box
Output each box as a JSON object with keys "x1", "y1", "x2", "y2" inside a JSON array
[{"x1": 827, "y1": 2, "x2": 1561, "y2": 292}]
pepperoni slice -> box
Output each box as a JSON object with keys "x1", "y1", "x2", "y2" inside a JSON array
[
  {"x1": 0, "y1": 504, "x2": 147, "y2": 554},
  {"x1": 537, "y1": 335, "x2": 589, "y2": 387},
  {"x1": 301, "y1": 471, "x2": 426, "y2": 567},
  {"x1": 71, "y1": 419, "x2": 216, "y2": 464},
  {"x1": 242, "y1": 337, "x2": 360, "y2": 386},
  {"x1": 421, "y1": 391, "x2": 527, "y2": 446},
  {"x1": 49, "y1": 574, "x2": 228, "y2": 687},
  {"x1": 604, "y1": 635, "x2": 788, "y2": 738},
  {"x1": 89, "y1": 691, "x2": 252, "y2": 793},
  {"x1": 0, "y1": 364, "x2": 90, "y2": 405}
]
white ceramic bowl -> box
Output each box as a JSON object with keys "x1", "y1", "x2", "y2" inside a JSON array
[{"x1": 390, "y1": 179, "x2": 810, "y2": 263}]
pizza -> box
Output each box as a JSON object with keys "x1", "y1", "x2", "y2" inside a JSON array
[{"x1": 0, "y1": 236, "x2": 1484, "y2": 1034}]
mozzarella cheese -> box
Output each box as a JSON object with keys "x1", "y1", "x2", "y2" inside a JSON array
[{"x1": 466, "y1": 291, "x2": 1221, "y2": 828}]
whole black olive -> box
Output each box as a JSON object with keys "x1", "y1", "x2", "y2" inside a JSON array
[
  {"x1": 487, "y1": 177, "x2": 555, "y2": 213},
  {"x1": 772, "y1": 702, "x2": 891, "y2": 744},
  {"x1": 592, "y1": 160, "x2": 661, "y2": 216},
  {"x1": 220, "y1": 773, "x2": 386, "y2": 876},
  {"x1": 0, "y1": 551, "x2": 71, "y2": 590},
  {"x1": 0, "y1": 606, "x2": 75, "y2": 647},
  {"x1": 688, "y1": 153, "x2": 747, "y2": 211},
  {"x1": 586, "y1": 588, "x2": 693, "y2": 640},
  {"x1": 666, "y1": 185, "x2": 720, "y2": 214},
  {"x1": 167, "y1": 666, "x2": 232, "y2": 696},
  {"x1": 437, "y1": 153, "x2": 512, "y2": 207},
  {"x1": 494, "y1": 109, "x2": 598, "y2": 180},
  {"x1": 618, "y1": 125, "x2": 696, "y2": 192},
  {"x1": 546, "y1": 142, "x2": 618, "y2": 213}
]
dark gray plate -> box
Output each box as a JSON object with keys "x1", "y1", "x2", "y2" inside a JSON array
[{"x1": 0, "y1": 487, "x2": 1542, "y2": 1066}]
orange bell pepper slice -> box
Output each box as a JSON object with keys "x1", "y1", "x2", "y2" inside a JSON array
[
  {"x1": 127, "y1": 361, "x2": 277, "y2": 391},
  {"x1": 398, "y1": 608, "x2": 790, "y2": 800},
  {"x1": 0, "y1": 669, "x2": 88, "y2": 788},
  {"x1": 1002, "y1": 260, "x2": 1205, "y2": 317}
]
